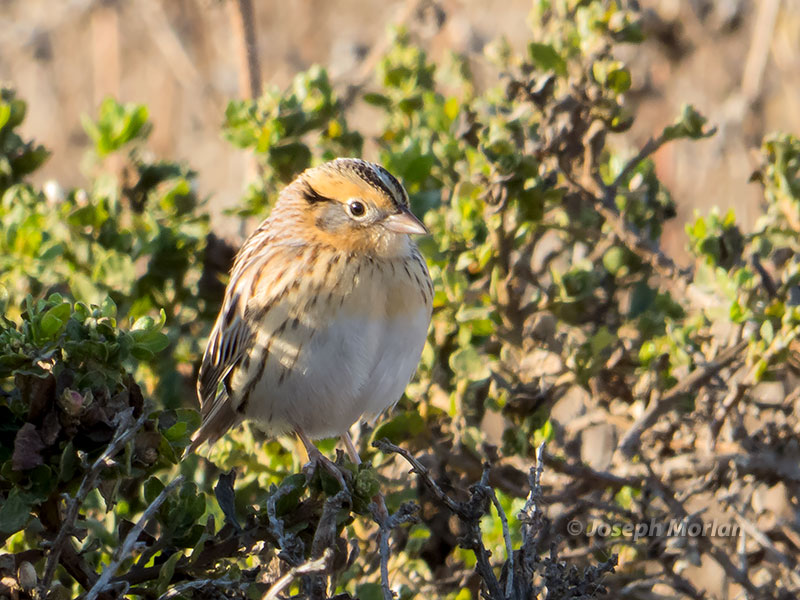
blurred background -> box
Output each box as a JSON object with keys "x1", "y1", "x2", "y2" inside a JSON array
[{"x1": 2, "y1": 0, "x2": 799, "y2": 258}]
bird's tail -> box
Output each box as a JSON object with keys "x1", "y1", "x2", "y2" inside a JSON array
[{"x1": 183, "y1": 391, "x2": 239, "y2": 458}]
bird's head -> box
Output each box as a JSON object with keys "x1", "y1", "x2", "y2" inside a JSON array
[{"x1": 277, "y1": 158, "x2": 428, "y2": 257}]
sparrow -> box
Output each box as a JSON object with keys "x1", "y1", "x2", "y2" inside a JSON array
[{"x1": 188, "y1": 158, "x2": 433, "y2": 465}]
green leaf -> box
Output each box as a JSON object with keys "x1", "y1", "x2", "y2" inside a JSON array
[
  {"x1": 760, "y1": 320, "x2": 774, "y2": 344},
  {"x1": 663, "y1": 104, "x2": 715, "y2": 141},
  {"x1": 449, "y1": 346, "x2": 491, "y2": 380},
  {"x1": 39, "y1": 301, "x2": 71, "y2": 339},
  {"x1": 0, "y1": 488, "x2": 33, "y2": 536},
  {"x1": 592, "y1": 60, "x2": 631, "y2": 94},
  {"x1": 356, "y1": 583, "x2": 385, "y2": 600},
  {"x1": 528, "y1": 43, "x2": 567, "y2": 76},
  {"x1": 144, "y1": 476, "x2": 166, "y2": 505},
  {"x1": 372, "y1": 411, "x2": 425, "y2": 445},
  {"x1": 275, "y1": 473, "x2": 307, "y2": 515},
  {"x1": 83, "y1": 97, "x2": 149, "y2": 156},
  {"x1": 155, "y1": 551, "x2": 182, "y2": 596},
  {"x1": 363, "y1": 93, "x2": 392, "y2": 108},
  {"x1": 0, "y1": 103, "x2": 11, "y2": 130},
  {"x1": 58, "y1": 442, "x2": 78, "y2": 483}
]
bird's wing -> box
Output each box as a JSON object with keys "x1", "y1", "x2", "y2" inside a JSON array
[
  {"x1": 189, "y1": 233, "x2": 277, "y2": 452},
  {"x1": 188, "y1": 292, "x2": 252, "y2": 452}
]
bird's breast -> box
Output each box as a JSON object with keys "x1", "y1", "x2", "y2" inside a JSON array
[{"x1": 238, "y1": 249, "x2": 431, "y2": 438}]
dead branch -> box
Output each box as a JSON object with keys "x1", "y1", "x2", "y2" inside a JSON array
[
  {"x1": 40, "y1": 408, "x2": 148, "y2": 594},
  {"x1": 618, "y1": 340, "x2": 747, "y2": 457},
  {"x1": 85, "y1": 475, "x2": 185, "y2": 600}
]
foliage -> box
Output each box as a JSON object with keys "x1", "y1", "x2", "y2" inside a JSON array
[
  {"x1": 0, "y1": 93, "x2": 215, "y2": 408},
  {"x1": 223, "y1": 66, "x2": 363, "y2": 217},
  {"x1": 3, "y1": 1, "x2": 800, "y2": 599},
  {"x1": 0, "y1": 295, "x2": 174, "y2": 538}
]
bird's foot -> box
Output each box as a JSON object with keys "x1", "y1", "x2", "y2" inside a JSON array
[{"x1": 296, "y1": 428, "x2": 348, "y2": 491}]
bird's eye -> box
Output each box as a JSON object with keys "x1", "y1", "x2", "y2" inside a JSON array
[{"x1": 348, "y1": 200, "x2": 366, "y2": 218}]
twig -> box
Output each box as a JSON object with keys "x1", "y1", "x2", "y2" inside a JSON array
[
  {"x1": 729, "y1": 510, "x2": 800, "y2": 582},
  {"x1": 518, "y1": 443, "x2": 546, "y2": 596},
  {"x1": 265, "y1": 482, "x2": 304, "y2": 567},
  {"x1": 158, "y1": 578, "x2": 234, "y2": 600},
  {"x1": 611, "y1": 134, "x2": 668, "y2": 191},
  {"x1": 484, "y1": 470, "x2": 514, "y2": 598},
  {"x1": 262, "y1": 550, "x2": 332, "y2": 600},
  {"x1": 618, "y1": 340, "x2": 747, "y2": 457},
  {"x1": 40, "y1": 408, "x2": 147, "y2": 593},
  {"x1": 642, "y1": 461, "x2": 761, "y2": 597},
  {"x1": 373, "y1": 439, "x2": 461, "y2": 514},
  {"x1": 751, "y1": 254, "x2": 778, "y2": 299},
  {"x1": 375, "y1": 439, "x2": 504, "y2": 600},
  {"x1": 308, "y1": 489, "x2": 350, "y2": 599},
  {"x1": 708, "y1": 381, "x2": 747, "y2": 447},
  {"x1": 542, "y1": 450, "x2": 644, "y2": 491},
  {"x1": 371, "y1": 493, "x2": 393, "y2": 600},
  {"x1": 85, "y1": 476, "x2": 184, "y2": 600},
  {"x1": 564, "y1": 133, "x2": 692, "y2": 295},
  {"x1": 370, "y1": 496, "x2": 419, "y2": 600}
]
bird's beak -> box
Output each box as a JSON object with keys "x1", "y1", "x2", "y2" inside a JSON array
[{"x1": 383, "y1": 207, "x2": 429, "y2": 235}]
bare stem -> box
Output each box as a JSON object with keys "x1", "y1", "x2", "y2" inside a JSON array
[
  {"x1": 375, "y1": 439, "x2": 504, "y2": 600},
  {"x1": 484, "y1": 472, "x2": 515, "y2": 598},
  {"x1": 618, "y1": 340, "x2": 747, "y2": 457},
  {"x1": 40, "y1": 408, "x2": 147, "y2": 593},
  {"x1": 86, "y1": 475, "x2": 184, "y2": 600},
  {"x1": 262, "y1": 550, "x2": 332, "y2": 600}
]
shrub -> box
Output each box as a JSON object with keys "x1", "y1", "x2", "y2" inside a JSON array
[{"x1": 2, "y1": 1, "x2": 800, "y2": 599}]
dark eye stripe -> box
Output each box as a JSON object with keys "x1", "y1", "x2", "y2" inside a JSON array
[{"x1": 303, "y1": 182, "x2": 334, "y2": 204}]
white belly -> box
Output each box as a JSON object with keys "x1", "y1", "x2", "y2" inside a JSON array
[{"x1": 243, "y1": 289, "x2": 430, "y2": 439}]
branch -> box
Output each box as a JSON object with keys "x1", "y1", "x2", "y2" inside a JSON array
[
  {"x1": 373, "y1": 439, "x2": 462, "y2": 515},
  {"x1": 642, "y1": 461, "x2": 762, "y2": 597},
  {"x1": 307, "y1": 488, "x2": 350, "y2": 599},
  {"x1": 618, "y1": 340, "x2": 747, "y2": 457},
  {"x1": 371, "y1": 495, "x2": 419, "y2": 600},
  {"x1": 564, "y1": 131, "x2": 692, "y2": 295},
  {"x1": 375, "y1": 439, "x2": 504, "y2": 600},
  {"x1": 157, "y1": 578, "x2": 235, "y2": 600},
  {"x1": 542, "y1": 450, "x2": 644, "y2": 491},
  {"x1": 85, "y1": 476, "x2": 184, "y2": 600},
  {"x1": 484, "y1": 471, "x2": 514, "y2": 598},
  {"x1": 40, "y1": 408, "x2": 148, "y2": 593},
  {"x1": 611, "y1": 134, "x2": 669, "y2": 191},
  {"x1": 262, "y1": 550, "x2": 332, "y2": 600},
  {"x1": 371, "y1": 494, "x2": 393, "y2": 600}
]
